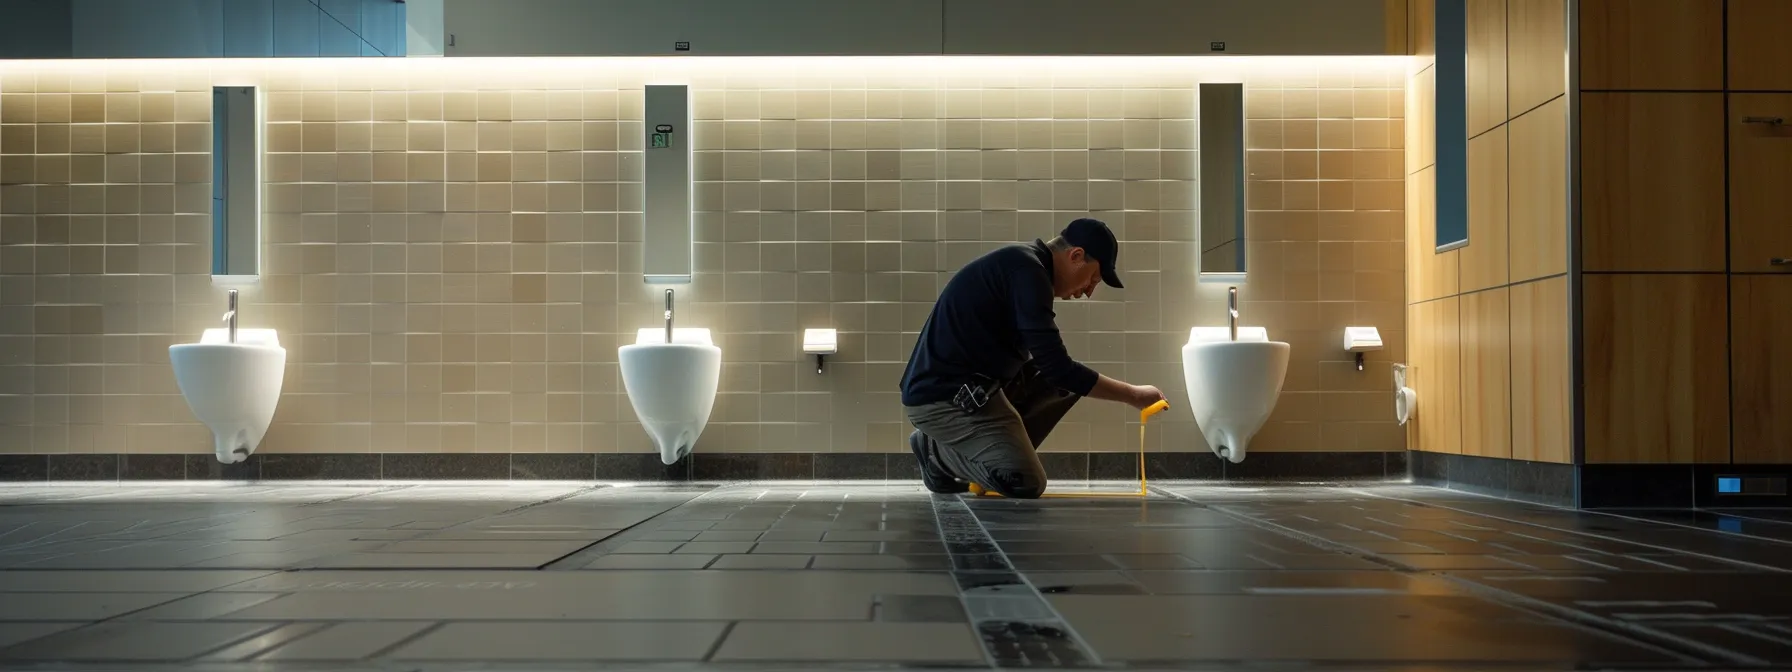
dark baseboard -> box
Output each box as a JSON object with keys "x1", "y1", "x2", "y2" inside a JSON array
[
  {"x1": 2, "y1": 451, "x2": 1408, "y2": 483},
  {"x1": 1579, "y1": 463, "x2": 1792, "y2": 509},
  {"x1": 1408, "y1": 451, "x2": 1577, "y2": 508}
]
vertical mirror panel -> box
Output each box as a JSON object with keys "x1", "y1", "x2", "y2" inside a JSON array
[
  {"x1": 1199, "y1": 82, "x2": 1246, "y2": 278},
  {"x1": 643, "y1": 83, "x2": 693, "y2": 284},
  {"x1": 1433, "y1": 0, "x2": 1469, "y2": 250},
  {"x1": 212, "y1": 85, "x2": 262, "y2": 278}
]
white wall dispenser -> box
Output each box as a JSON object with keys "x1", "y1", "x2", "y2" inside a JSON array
[
  {"x1": 1343, "y1": 326, "x2": 1383, "y2": 372},
  {"x1": 803, "y1": 328, "x2": 838, "y2": 374}
]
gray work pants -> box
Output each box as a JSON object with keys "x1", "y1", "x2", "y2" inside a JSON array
[{"x1": 904, "y1": 364, "x2": 1081, "y2": 499}]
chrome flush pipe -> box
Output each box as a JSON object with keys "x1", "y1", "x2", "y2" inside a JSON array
[
  {"x1": 664, "y1": 289, "x2": 674, "y2": 343},
  {"x1": 223, "y1": 289, "x2": 238, "y2": 344},
  {"x1": 1228, "y1": 286, "x2": 1238, "y2": 342}
]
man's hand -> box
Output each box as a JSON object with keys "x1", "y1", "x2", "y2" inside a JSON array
[
  {"x1": 1127, "y1": 384, "x2": 1166, "y2": 411},
  {"x1": 1088, "y1": 374, "x2": 1167, "y2": 410}
]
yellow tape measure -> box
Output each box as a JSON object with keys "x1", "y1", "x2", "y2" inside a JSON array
[{"x1": 969, "y1": 399, "x2": 1170, "y2": 499}]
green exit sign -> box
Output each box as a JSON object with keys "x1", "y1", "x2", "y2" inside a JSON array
[{"x1": 651, "y1": 133, "x2": 670, "y2": 148}]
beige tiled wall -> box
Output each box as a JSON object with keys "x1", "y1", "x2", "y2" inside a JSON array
[{"x1": 0, "y1": 58, "x2": 1407, "y2": 458}]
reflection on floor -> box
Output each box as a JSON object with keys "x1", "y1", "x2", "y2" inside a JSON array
[{"x1": 2, "y1": 480, "x2": 1790, "y2": 670}]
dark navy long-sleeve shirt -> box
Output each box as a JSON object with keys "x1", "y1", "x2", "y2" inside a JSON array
[{"x1": 899, "y1": 240, "x2": 1100, "y2": 406}]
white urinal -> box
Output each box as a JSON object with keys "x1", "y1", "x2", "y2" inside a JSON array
[
  {"x1": 1182, "y1": 326, "x2": 1289, "y2": 463},
  {"x1": 169, "y1": 328, "x2": 286, "y2": 464},
  {"x1": 619, "y1": 327, "x2": 722, "y2": 465}
]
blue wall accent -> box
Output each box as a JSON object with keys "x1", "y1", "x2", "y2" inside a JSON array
[
  {"x1": 222, "y1": 0, "x2": 276, "y2": 57},
  {"x1": 3, "y1": 0, "x2": 404, "y2": 59},
  {"x1": 0, "y1": 1, "x2": 74, "y2": 58},
  {"x1": 1433, "y1": 0, "x2": 1469, "y2": 250}
]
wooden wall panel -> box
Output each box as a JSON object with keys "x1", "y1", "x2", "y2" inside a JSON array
[
  {"x1": 1387, "y1": 0, "x2": 1411, "y2": 55},
  {"x1": 1509, "y1": 96, "x2": 1568, "y2": 282},
  {"x1": 1584, "y1": 274, "x2": 1730, "y2": 464},
  {"x1": 1730, "y1": 94, "x2": 1792, "y2": 273},
  {"x1": 1408, "y1": 66, "x2": 1438, "y2": 172},
  {"x1": 1511, "y1": 276, "x2": 1571, "y2": 463},
  {"x1": 1729, "y1": 0, "x2": 1792, "y2": 91},
  {"x1": 1406, "y1": 166, "x2": 1460, "y2": 302},
  {"x1": 1411, "y1": 296, "x2": 1463, "y2": 454},
  {"x1": 1580, "y1": 0, "x2": 1723, "y2": 91},
  {"x1": 1581, "y1": 93, "x2": 1727, "y2": 272},
  {"x1": 1405, "y1": 166, "x2": 1427, "y2": 301},
  {"x1": 1732, "y1": 276, "x2": 1792, "y2": 464},
  {"x1": 1404, "y1": 302, "x2": 1425, "y2": 448},
  {"x1": 1410, "y1": 0, "x2": 1436, "y2": 56},
  {"x1": 1466, "y1": 0, "x2": 1508, "y2": 137},
  {"x1": 1507, "y1": 0, "x2": 1565, "y2": 118},
  {"x1": 1463, "y1": 126, "x2": 1510, "y2": 291},
  {"x1": 1460, "y1": 288, "x2": 1513, "y2": 459}
]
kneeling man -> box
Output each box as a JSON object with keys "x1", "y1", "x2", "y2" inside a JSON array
[{"x1": 900, "y1": 218, "x2": 1166, "y2": 498}]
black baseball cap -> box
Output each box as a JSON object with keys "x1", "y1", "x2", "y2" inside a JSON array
[{"x1": 1060, "y1": 218, "x2": 1123, "y2": 289}]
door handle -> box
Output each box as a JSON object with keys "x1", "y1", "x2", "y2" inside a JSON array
[
  {"x1": 1743, "y1": 116, "x2": 1785, "y2": 127},
  {"x1": 1772, "y1": 258, "x2": 1792, "y2": 266}
]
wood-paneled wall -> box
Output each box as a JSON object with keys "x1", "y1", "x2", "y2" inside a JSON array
[
  {"x1": 1580, "y1": 0, "x2": 1722, "y2": 91},
  {"x1": 1731, "y1": 276, "x2": 1792, "y2": 463},
  {"x1": 1580, "y1": 92, "x2": 1726, "y2": 272},
  {"x1": 1728, "y1": 0, "x2": 1792, "y2": 91},
  {"x1": 1461, "y1": 288, "x2": 1511, "y2": 458},
  {"x1": 1730, "y1": 93, "x2": 1792, "y2": 274},
  {"x1": 1463, "y1": 126, "x2": 1508, "y2": 291},
  {"x1": 1583, "y1": 274, "x2": 1730, "y2": 463},
  {"x1": 1404, "y1": 0, "x2": 1571, "y2": 464},
  {"x1": 1410, "y1": 297, "x2": 1463, "y2": 455},
  {"x1": 1405, "y1": 0, "x2": 1444, "y2": 456},
  {"x1": 1466, "y1": 0, "x2": 1508, "y2": 137},
  {"x1": 1511, "y1": 276, "x2": 1571, "y2": 463},
  {"x1": 1509, "y1": 96, "x2": 1568, "y2": 282},
  {"x1": 1579, "y1": 0, "x2": 1792, "y2": 464}
]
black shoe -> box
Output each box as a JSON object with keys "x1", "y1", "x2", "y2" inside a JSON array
[{"x1": 909, "y1": 430, "x2": 968, "y2": 494}]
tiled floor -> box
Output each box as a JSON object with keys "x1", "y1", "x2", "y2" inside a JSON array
[{"x1": 2, "y1": 481, "x2": 1791, "y2": 670}]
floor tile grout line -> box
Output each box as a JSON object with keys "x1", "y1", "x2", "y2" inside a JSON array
[
  {"x1": 1347, "y1": 487, "x2": 1792, "y2": 573},
  {"x1": 1556, "y1": 554, "x2": 1624, "y2": 572},
  {"x1": 1400, "y1": 469, "x2": 1792, "y2": 542},
  {"x1": 344, "y1": 482, "x2": 614, "y2": 563},
  {"x1": 2, "y1": 515, "x2": 238, "y2": 553},
  {"x1": 360, "y1": 620, "x2": 451, "y2": 661},
  {"x1": 297, "y1": 484, "x2": 418, "y2": 507},
  {"x1": 1145, "y1": 487, "x2": 1411, "y2": 574},
  {"x1": 202, "y1": 621, "x2": 332, "y2": 663},
  {"x1": 1620, "y1": 553, "x2": 1708, "y2": 572},
  {"x1": 537, "y1": 485, "x2": 723, "y2": 571},
  {"x1": 488, "y1": 483, "x2": 613, "y2": 517},
  {"x1": 700, "y1": 621, "x2": 739, "y2": 662},
  {"x1": 1566, "y1": 508, "x2": 1792, "y2": 549},
  {"x1": 1149, "y1": 486, "x2": 1759, "y2": 668},
  {"x1": 1756, "y1": 622, "x2": 1792, "y2": 641},
  {"x1": 1721, "y1": 623, "x2": 1792, "y2": 648},
  {"x1": 0, "y1": 574, "x2": 288, "y2": 660},
  {"x1": 175, "y1": 621, "x2": 294, "y2": 663}
]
